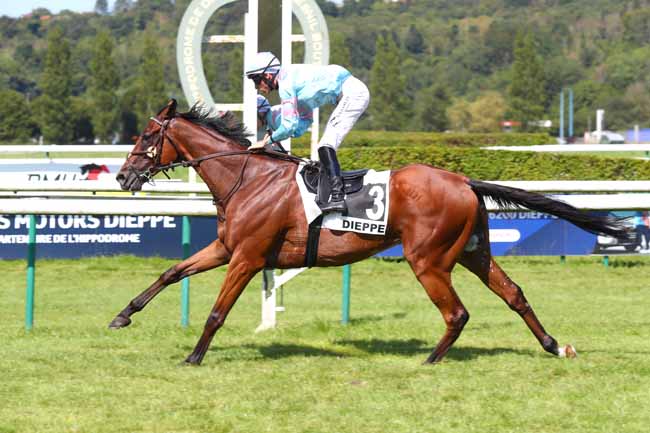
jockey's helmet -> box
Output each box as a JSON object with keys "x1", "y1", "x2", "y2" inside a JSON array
[{"x1": 245, "y1": 52, "x2": 281, "y2": 79}]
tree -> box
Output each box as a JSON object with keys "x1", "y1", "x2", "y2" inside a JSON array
[
  {"x1": 37, "y1": 26, "x2": 73, "y2": 144},
  {"x1": 89, "y1": 29, "x2": 120, "y2": 143},
  {"x1": 330, "y1": 32, "x2": 351, "y2": 68},
  {"x1": 369, "y1": 34, "x2": 411, "y2": 130},
  {"x1": 225, "y1": 46, "x2": 243, "y2": 102},
  {"x1": 447, "y1": 98, "x2": 472, "y2": 132},
  {"x1": 508, "y1": 31, "x2": 546, "y2": 131},
  {"x1": 405, "y1": 24, "x2": 425, "y2": 55},
  {"x1": 0, "y1": 90, "x2": 36, "y2": 142},
  {"x1": 95, "y1": 0, "x2": 109, "y2": 15},
  {"x1": 467, "y1": 91, "x2": 507, "y2": 132},
  {"x1": 413, "y1": 85, "x2": 451, "y2": 131},
  {"x1": 113, "y1": 0, "x2": 133, "y2": 13},
  {"x1": 134, "y1": 32, "x2": 167, "y2": 128}
]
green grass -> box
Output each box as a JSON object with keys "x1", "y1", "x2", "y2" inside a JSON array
[{"x1": 1, "y1": 256, "x2": 650, "y2": 433}]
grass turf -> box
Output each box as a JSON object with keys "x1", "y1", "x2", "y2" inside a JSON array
[{"x1": 1, "y1": 256, "x2": 649, "y2": 433}]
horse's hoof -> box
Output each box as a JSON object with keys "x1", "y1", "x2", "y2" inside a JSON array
[
  {"x1": 558, "y1": 344, "x2": 577, "y2": 358},
  {"x1": 183, "y1": 356, "x2": 201, "y2": 366},
  {"x1": 108, "y1": 315, "x2": 132, "y2": 329}
]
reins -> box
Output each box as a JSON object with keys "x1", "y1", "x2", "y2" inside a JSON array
[{"x1": 129, "y1": 116, "x2": 311, "y2": 216}]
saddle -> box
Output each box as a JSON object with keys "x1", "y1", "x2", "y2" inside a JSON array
[
  {"x1": 300, "y1": 163, "x2": 368, "y2": 268},
  {"x1": 300, "y1": 163, "x2": 368, "y2": 196}
]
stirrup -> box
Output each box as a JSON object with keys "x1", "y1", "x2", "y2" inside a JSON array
[{"x1": 319, "y1": 198, "x2": 347, "y2": 214}]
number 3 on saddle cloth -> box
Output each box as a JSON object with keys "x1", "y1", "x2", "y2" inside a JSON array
[{"x1": 296, "y1": 163, "x2": 391, "y2": 267}]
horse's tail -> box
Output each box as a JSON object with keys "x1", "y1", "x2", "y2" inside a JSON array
[{"x1": 468, "y1": 179, "x2": 631, "y2": 239}]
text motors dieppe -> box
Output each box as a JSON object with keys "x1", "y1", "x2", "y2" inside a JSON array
[{"x1": 0, "y1": 215, "x2": 178, "y2": 230}]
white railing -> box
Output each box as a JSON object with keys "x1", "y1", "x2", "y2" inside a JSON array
[
  {"x1": 0, "y1": 145, "x2": 133, "y2": 153},
  {"x1": 3, "y1": 181, "x2": 650, "y2": 212},
  {"x1": 483, "y1": 144, "x2": 650, "y2": 152}
]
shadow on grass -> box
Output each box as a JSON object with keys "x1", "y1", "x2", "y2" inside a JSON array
[
  {"x1": 252, "y1": 343, "x2": 345, "y2": 359},
  {"x1": 334, "y1": 338, "x2": 534, "y2": 360},
  {"x1": 195, "y1": 337, "x2": 534, "y2": 362},
  {"x1": 347, "y1": 312, "x2": 408, "y2": 325},
  {"x1": 201, "y1": 343, "x2": 347, "y2": 360}
]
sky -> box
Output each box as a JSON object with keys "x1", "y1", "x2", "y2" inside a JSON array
[
  {"x1": 0, "y1": 1, "x2": 114, "y2": 17},
  {"x1": 0, "y1": 0, "x2": 343, "y2": 18}
]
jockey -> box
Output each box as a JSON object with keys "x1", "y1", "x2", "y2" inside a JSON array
[
  {"x1": 245, "y1": 51, "x2": 370, "y2": 213},
  {"x1": 257, "y1": 95, "x2": 311, "y2": 138}
]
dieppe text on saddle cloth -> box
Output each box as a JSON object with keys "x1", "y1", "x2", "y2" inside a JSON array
[{"x1": 296, "y1": 164, "x2": 391, "y2": 235}]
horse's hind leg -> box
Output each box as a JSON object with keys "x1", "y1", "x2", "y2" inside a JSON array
[
  {"x1": 401, "y1": 224, "x2": 472, "y2": 363},
  {"x1": 411, "y1": 267, "x2": 469, "y2": 364},
  {"x1": 109, "y1": 239, "x2": 231, "y2": 329},
  {"x1": 459, "y1": 212, "x2": 576, "y2": 358}
]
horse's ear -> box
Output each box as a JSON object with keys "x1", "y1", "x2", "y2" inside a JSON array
[
  {"x1": 158, "y1": 99, "x2": 177, "y2": 119},
  {"x1": 166, "y1": 99, "x2": 177, "y2": 117}
]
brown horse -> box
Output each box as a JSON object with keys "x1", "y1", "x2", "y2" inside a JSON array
[{"x1": 111, "y1": 99, "x2": 628, "y2": 365}]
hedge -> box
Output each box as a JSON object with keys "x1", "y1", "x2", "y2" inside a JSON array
[
  {"x1": 291, "y1": 131, "x2": 551, "y2": 148},
  {"x1": 292, "y1": 145, "x2": 650, "y2": 180}
]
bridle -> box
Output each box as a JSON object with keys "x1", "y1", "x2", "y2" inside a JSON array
[
  {"x1": 125, "y1": 115, "x2": 305, "y2": 212},
  {"x1": 125, "y1": 117, "x2": 184, "y2": 183}
]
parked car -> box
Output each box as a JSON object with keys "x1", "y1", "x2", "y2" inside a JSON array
[{"x1": 592, "y1": 130, "x2": 625, "y2": 144}]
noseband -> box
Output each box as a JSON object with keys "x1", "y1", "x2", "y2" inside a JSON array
[{"x1": 125, "y1": 117, "x2": 185, "y2": 183}]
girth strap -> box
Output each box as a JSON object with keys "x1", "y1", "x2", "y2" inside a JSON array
[{"x1": 304, "y1": 215, "x2": 324, "y2": 268}]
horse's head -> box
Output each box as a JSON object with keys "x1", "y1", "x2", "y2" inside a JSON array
[{"x1": 117, "y1": 99, "x2": 183, "y2": 191}]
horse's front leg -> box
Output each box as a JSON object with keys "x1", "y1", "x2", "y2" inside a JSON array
[
  {"x1": 184, "y1": 252, "x2": 265, "y2": 365},
  {"x1": 109, "y1": 239, "x2": 231, "y2": 329}
]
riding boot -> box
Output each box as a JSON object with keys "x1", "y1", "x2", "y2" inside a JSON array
[{"x1": 318, "y1": 146, "x2": 347, "y2": 213}]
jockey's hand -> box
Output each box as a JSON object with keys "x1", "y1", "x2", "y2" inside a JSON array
[
  {"x1": 249, "y1": 140, "x2": 266, "y2": 149},
  {"x1": 249, "y1": 133, "x2": 272, "y2": 150}
]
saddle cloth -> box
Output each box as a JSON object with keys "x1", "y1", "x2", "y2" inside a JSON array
[{"x1": 296, "y1": 163, "x2": 391, "y2": 236}]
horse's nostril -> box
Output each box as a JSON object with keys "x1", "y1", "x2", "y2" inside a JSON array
[{"x1": 116, "y1": 173, "x2": 125, "y2": 183}]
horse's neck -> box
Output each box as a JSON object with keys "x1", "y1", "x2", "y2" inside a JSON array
[{"x1": 170, "y1": 122, "x2": 278, "y2": 203}]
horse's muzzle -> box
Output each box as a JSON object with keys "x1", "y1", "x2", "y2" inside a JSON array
[{"x1": 116, "y1": 170, "x2": 143, "y2": 191}]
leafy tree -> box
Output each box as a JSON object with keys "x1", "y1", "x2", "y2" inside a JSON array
[
  {"x1": 37, "y1": 26, "x2": 73, "y2": 144},
  {"x1": 70, "y1": 96, "x2": 95, "y2": 143},
  {"x1": 578, "y1": 33, "x2": 598, "y2": 67},
  {"x1": 95, "y1": 0, "x2": 109, "y2": 15},
  {"x1": 330, "y1": 32, "x2": 351, "y2": 68},
  {"x1": 225, "y1": 46, "x2": 243, "y2": 102},
  {"x1": 346, "y1": 29, "x2": 376, "y2": 70},
  {"x1": 369, "y1": 34, "x2": 411, "y2": 130},
  {"x1": 134, "y1": 32, "x2": 167, "y2": 128},
  {"x1": 413, "y1": 85, "x2": 451, "y2": 131},
  {"x1": 484, "y1": 20, "x2": 519, "y2": 68},
  {"x1": 543, "y1": 56, "x2": 584, "y2": 108},
  {"x1": 89, "y1": 29, "x2": 120, "y2": 143},
  {"x1": 114, "y1": 0, "x2": 133, "y2": 13},
  {"x1": 405, "y1": 24, "x2": 425, "y2": 55},
  {"x1": 622, "y1": 8, "x2": 650, "y2": 46},
  {"x1": 447, "y1": 98, "x2": 472, "y2": 132},
  {"x1": 603, "y1": 46, "x2": 650, "y2": 90},
  {"x1": 508, "y1": 31, "x2": 546, "y2": 131},
  {"x1": 467, "y1": 91, "x2": 507, "y2": 132},
  {"x1": 316, "y1": 0, "x2": 340, "y2": 17},
  {"x1": 0, "y1": 90, "x2": 36, "y2": 142}
]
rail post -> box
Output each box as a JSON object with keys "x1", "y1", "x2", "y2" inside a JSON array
[
  {"x1": 341, "y1": 264, "x2": 351, "y2": 325},
  {"x1": 180, "y1": 216, "x2": 191, "y2": 327},
  {"x1": 25, "y1": 214, "x2": 36, "y2": 331}
]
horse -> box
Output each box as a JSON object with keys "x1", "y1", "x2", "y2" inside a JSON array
[{"x1": 111, "y1": 99, "x2": 629, "y2": 365}]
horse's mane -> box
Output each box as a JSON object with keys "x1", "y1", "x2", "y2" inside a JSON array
[{"x1": 177, "y1": 104, "x2": 252, "y2": 147}]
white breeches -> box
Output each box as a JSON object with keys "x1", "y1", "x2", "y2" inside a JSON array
[{"x1": 319, "y1": 76, "x2": 370, "y2": 150}]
